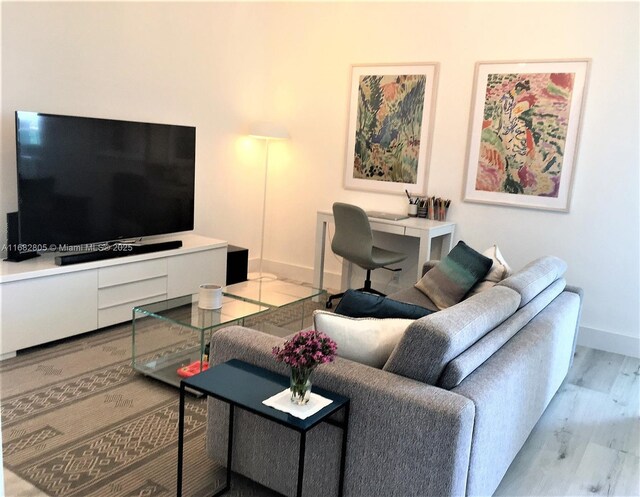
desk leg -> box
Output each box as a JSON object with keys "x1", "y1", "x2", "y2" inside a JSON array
[
  {"x1": 340, "y1": 260, "x2": 351, "y2": 292},
  {"x1": 297, "y1": 431, "x2": 307, "y2": 497},
  {"x1": 176, "y1": 383, "x2": 186, "y2": 497},
  {"x1": 338, "y1": 402, "x2": 350, "y2": 497},
  {"x1": 417, "y1": 233, "x2": 433, "y2": 280},
  {"x1": 313, "y1": 218, "x2": 327, "y2": 292},
  {"x1": 440, "y1": 231, "x2": 454, "y2": 257}
]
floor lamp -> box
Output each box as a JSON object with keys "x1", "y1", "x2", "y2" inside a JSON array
[{"x1": 248, "y1": 121, "x2": 289, "y2": 282}]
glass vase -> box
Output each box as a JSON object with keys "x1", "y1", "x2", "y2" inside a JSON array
[{"x1": 290, "y1": 367, "x2": 312, "y2": 405}]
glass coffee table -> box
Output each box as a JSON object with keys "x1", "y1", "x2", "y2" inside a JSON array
[
  {"x1": 223, "y1": 280, "x2": 326, "y2": 337},
  {"x1": 132, "y1": 281, "x2": 326, "y2": 388},
  {"x1": 132, "y1": 294, "x2": 269, "y2": 388},
  {"x1": 224, "y1": 279, "x2": 325, "y2": 307}
]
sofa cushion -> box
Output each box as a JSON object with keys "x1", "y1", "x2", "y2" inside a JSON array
[
  {"x1": 383, "y1": 285, "x2": 520, "y2": 385},
  {"x1": 497, "y1": 256, "x2": 567, "y2": 308},
  {"x1": 415, "y1": 241, "x2": 493, "y2": 310},
  {"x1": 313, "y1": 310, "x2": 412, "y2": 368},
  {"x1": 334, "y1": 289, "x2": 434, "y2": 319},
  {"x1": 466, "y1": 245, "x2": 512, "y2": 297},
  {"x1": 387, "y1": 286, "x2": 439, "y2": 311}
]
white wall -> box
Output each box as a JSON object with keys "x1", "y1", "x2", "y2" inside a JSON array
[
  {"x1": 1, "y1": 2, "x2": 638, "y2": 355},
  {"x1": 1, "y1": 2, "x2": 273, "y2": 257},
  {"x1": 258, "y1": 2, "x2": 639, "y2": 354}
]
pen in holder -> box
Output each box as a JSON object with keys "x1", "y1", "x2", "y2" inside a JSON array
[
  {"x1": 417, "y1": 201, "x2": 428, "y2": 218},
  {"x1": 420, "y1": 196, "x2": 451, "y2": 221},
  {"x1": 405, "y1": 189, "x2": 422, "y2": 217}
]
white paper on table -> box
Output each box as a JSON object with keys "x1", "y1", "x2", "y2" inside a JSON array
[{"x1": 262, "y1": 388, "x2": 333, "y2": 420}]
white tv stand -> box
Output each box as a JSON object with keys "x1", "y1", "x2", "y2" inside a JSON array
[{"x1": 0, "y1": 234, "x2": 227, "y2": 359}]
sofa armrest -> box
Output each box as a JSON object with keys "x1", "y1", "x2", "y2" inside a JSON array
[
  {"x1": 207, "y1": 327, "x2": 475, "y2": 497},
  {"x1": 563, "y1": 285, "x2": 584, "y2": 367}
]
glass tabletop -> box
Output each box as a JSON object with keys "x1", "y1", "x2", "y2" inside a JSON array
[
  {"x1": 223, "y1": 280, "x2": 325, "y2": 308},
  {"x1": 133, "y1": 294, "x2": 269, "y2": 332}
]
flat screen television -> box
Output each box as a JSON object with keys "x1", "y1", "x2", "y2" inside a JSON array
[{"x1": 15, "y1": 111, "x2": 195, "y2": 249}]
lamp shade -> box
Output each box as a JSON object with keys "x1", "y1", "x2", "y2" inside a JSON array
[{"x1": 249, "y1": 121, "x2": 289, "y2": 140}]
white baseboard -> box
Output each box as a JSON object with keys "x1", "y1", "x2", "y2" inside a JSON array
[
  {"x1": 255, "y1": 259, "x2": 405, "y2": 295},
  {"x1": 577, "y1": 326, "x2": 640, "y2": 358},
  {"x1": 0, "y1": 351, "x2": 17, "y2": 361},
  {"x1": 249, "y1": 258, "x2": 342, "y2": 291}
]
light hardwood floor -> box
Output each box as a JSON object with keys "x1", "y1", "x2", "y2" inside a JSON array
[
  {"x1": 3, "y1": 346, "x2": 639, "y2": 496},
  {"x1": 494, "y1": 346, "x2": 639, "y2": 496}
]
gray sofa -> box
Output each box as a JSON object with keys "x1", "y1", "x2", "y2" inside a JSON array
[{"x1": 206, "y1": 256, "x2": 583, "y2": 496}]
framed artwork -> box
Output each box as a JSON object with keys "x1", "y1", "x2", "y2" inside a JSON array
[
  {"x1": 463, "y1": 60, "x2": 590, "y2": 211},
  {"x1": 344, "y1": 63, "x2": 438, "y2": 195}
]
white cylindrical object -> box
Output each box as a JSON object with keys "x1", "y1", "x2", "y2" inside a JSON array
[
  {"x1": 199, "y1": 284, "x2": 223, "y2": 309},
  {"x1": 408, "y1": 203, "x2": 418, "y2": 217}
]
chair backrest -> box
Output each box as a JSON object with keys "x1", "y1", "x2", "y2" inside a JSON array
[{"x1": 331, "y1": 203, "x2": 374, "y2": 267}]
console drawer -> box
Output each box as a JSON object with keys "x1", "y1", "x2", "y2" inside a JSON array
[
  {"x1": 99, "y1": 259, "x2": 167, "y2": 288},
  {"x1": 98, "y1": 293, "x2": 168, "y2": 328},
  {"x1": 98, "y1": 276, "x2": 167, "y2": 309},
  {"x1": 369, "y1": 221, "x2": 405, "y2": 235}
]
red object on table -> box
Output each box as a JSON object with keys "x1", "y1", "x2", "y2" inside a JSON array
[{"x1": 177, "y1": 360, "x2": 209, "y2": 378}]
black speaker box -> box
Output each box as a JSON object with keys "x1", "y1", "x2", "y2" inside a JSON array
[
  {"x1": 4, "y1": 211, "x2": 40, "y2": 262},
  {"x1": 226, "y1": 245, "x2": 248, "y2": 285}
]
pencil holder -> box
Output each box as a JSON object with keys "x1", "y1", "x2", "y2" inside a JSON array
[
  {"x1": 408, "y1": 204, "x2": 418, "y2": 217},
  {"x1": 417, "y1": 206, "x2": 427, "y2": 218}
]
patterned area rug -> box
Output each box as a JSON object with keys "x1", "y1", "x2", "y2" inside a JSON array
[{"x1": 1, "y1": 298, "x2": 321, "y2": 497}]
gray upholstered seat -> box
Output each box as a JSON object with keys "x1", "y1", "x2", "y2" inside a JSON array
[
  {"x1": 326, "y1": 202, "x2": 407, "y2": 307},
  {"x1": 206, "y1": 256, "x2": 582, "y2": 497}
]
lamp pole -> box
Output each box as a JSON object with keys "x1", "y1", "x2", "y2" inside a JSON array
[
  {"x1": 258, "y1": 138, "x2": 271, "y2": 279},
  {"x1": 247, "y1": 121, "x2": 288, "y2": 281}
]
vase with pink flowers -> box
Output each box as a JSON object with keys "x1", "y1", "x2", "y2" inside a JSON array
[{"x1": 272, "y1": 330, "x2": 338, "y2": 405}]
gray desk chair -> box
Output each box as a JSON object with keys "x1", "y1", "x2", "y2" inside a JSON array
[{"x1": 326, "y1": 202, "x2": 407, "y2": 308}]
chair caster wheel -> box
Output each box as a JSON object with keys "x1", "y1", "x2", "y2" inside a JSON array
[{"x1": 325, "y1": 301, "x2": 333, "y2": 309}]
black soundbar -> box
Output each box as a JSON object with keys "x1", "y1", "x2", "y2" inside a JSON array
[{"x1": 54, "y1": 240, "x2": 183, "y2": 266}]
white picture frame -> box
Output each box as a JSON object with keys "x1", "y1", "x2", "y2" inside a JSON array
[
  {"x1": 344, "y1": 63, "x2": 438, "y2": 196},
  {"x1": 463, "y1": 59, "x2": 590, "y2": 212}
]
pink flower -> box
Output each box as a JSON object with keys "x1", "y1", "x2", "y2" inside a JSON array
[{"x1": 272, "y1": 330, "x2": 338, "y2": 373}]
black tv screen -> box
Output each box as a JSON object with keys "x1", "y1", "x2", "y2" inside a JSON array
[{"x1": 15, "y1": 111, "x2": 195, "y2": 248}]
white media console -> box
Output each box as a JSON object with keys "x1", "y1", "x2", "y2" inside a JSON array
[{"x1": 0, "y1": 234, "x2": 227, "y2": 359}]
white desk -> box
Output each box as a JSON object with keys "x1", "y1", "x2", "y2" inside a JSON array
[{"x1": 313, "y1": 210, "x2": 456, "y2": 291}]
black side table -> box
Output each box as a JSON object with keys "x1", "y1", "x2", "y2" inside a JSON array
[{"x1": 177, "y1": 359, "x2": 350, "y2": 497}]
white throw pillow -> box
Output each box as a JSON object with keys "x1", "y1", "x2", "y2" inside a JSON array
[
  {"x1": 313, "y1": 310, "x2": 413, "y2": 368},
  {"x1": 467, "y1": 244, "x2": 512, "y2": 296}
]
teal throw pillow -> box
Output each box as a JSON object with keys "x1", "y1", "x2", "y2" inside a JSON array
[{"x1": 415, "y1": 241, "x2": 492, "y2": 309}]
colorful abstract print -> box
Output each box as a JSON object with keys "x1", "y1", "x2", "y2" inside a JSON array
[
  {"x1": 353, "y1": 74, "x2": 426, "y2": 184},
  {"x1": 476, "y1": 72, "x2": 575, "y2": 197}
]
